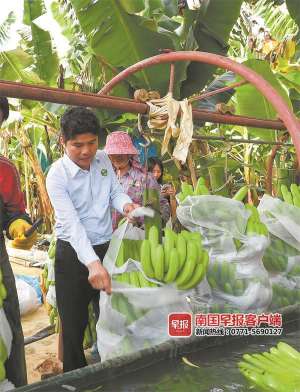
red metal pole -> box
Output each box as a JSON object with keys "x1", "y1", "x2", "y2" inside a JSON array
[
  {"x1": 188, "y1": 80, "x2": 248, "y2": 103},
  {"x1": 99, "y1": 51, "x2": 300, "y2": 162},
  {"x1": 0, "y1": 79, "x2": 287, "y2": 130},
  {"x1": 0, "y1": 80, "x2": 146, "y2": 113}
]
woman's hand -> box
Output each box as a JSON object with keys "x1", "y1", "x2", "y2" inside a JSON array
[{"x1": 161, "y1": 185, "x2": 176, "y2": 197}]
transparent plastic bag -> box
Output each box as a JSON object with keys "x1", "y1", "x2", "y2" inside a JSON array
[
  {"x1": 177, "y1": 196, "x2": 271, "y2": 312},
  {"x1": 177, "y1": 195, "x2": 250, "y2": 239},
  {"x1": 258, "y1": 194, "x2": 300, "y2": 250},
  {"x1": 206, "y1": 236, "x2": 272, "y2": 312},
  {"x1": 262, "y1": 234, "x2": 299, "y2": 274},
  {"x1": 46, "y1": 285, "x2": 56, "y2": 308},
  {"x1": 0, "y1": 379, "x2": 15, "y2": 391},
  {"x1": 97, "y1": 222, "x2": 192, "y2": 361},
  {"x1": 258, "y1": 195, "x2": 300, "y2": 275},
  {"x1": 177, "y1": 195, "x2": 250, "y2": 257},
  {"x1": 0, "y1": 308, "x2": 12, "y2": 359},
  {"x1": 16, "y1": 278, "x2": 40, "y2": 316},
  {"x1": 269, "y1": 274, "x2": 300, "y2": 310},
  {"x1": 46, "y1": 257, "x2": 55, "y2": 284},
  {"x1": 287, "y1": 256, "x2": 300, "y2": 287}
]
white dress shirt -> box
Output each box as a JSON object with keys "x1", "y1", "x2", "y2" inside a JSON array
[{"x1": 46, "y1": 150, "x2": 132, "y2": 266}]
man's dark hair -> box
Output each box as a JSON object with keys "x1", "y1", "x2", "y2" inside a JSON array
[
  {"x1": 148, "y1": 157, "x2": 164, "y2": 184},
  {"x1": 60, "y1": 106, "x2": 100, "y2": 141},
  {"x1": 0, "y1": 97, "x2": 9, "y2": 121}
]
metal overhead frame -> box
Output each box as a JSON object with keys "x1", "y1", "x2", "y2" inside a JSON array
[{"x1": 0, "y1": 51, "x2": 299, "y2": 157}]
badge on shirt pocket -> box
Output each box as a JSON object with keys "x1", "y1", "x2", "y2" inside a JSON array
[{"x1": 101, "y1": 168, "x2": 108, "y2": 176}]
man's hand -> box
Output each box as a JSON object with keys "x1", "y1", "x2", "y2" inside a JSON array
[
  {"x1": 87, "y1": 260, "x2": 111, "y2": 294},
  {"x1": 123, "y1": 202, "x2": 140, "y2": 223},
  {"x1": 8, "y1": 219, "x2": 38, "y2": 250}
]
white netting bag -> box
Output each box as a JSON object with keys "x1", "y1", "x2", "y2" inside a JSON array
[
  {"x1": 177, "y1": 196, "x2": 272, "y2": 312},
  {"x1": 259, "y1": 194, "x2": 300, "y2": 281},
  {"x1": 97, "y1": 222, "x2": 199, "y2": 361}
]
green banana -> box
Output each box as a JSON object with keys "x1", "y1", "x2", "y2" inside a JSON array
[
  {"x1": 176, "y1": 233, "x2": 187, "y2": 270},
  {"x1": 232, "y1": 185, "x2": 248, "y2": 201},
  {"x1": 153, "y1": 244, "x2": 165, "y2": 281},
  {"x1": 164, "y1": 248, "x2": 180, "y2": 283},
  {"x1": 149, "y1": 226, "x2": 159, "y2": 246},
  {"x1": 141, "y1": 239, "x2": 155, "y2": 278},
  {"x1": 175, "y1": 242, "x2": 198, "y2": 286},
  {"x1": 177, "y1": 263, "x2": 205, "y2": 290},
  {"x1": 129, "y1": 271, "x2": 141, "y2": 288},
  {"x1": 116, "y1": 241, "x2": 125, "y2": 267}
]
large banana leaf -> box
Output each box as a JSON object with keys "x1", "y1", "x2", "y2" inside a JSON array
[
  {"x1": 23, "y1": 0, "x2": 59, "y2": 85},
  {"x1": 0, "y1": 12, "x2": 15, "y2": 47},
  {"x1": 70, "y1": 0, "x2": 187, "y2": 97},
  {"x1": 0, "y1": 48, "x2": 43, "y2": 84},
  {"x1": 286, "y1": 0, "x2": 300, "y2": 31},
  {"x1": 235, "y1": 59, "x2": 292, "y2": 140},
  {"x1": 181, "y1": 0, "x2": 243, "y2": 98}
]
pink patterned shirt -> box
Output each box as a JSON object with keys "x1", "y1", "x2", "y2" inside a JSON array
[{"x1": 112, "y1": 162, "x2": 170, "y2": 229}]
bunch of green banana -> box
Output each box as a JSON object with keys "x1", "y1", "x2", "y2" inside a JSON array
[
  {"x1": 140, "y1": 226, "x2": 209, "y2": 290},
  {"x1": 0, "y1": 267, "x2": 7, "y2": 309},
  {"x1": 270, "y1": 283, "x2": 300, "y2": 309},
  {"x1": 207, "y1": 261, "x2": 248, "y2": 297},
  {"x1": 48, "y1": 305, "x2": 59, "y2": 333},
  {"x1": 263, "y1": 236, "x2": 299, "y2": 273},
  {"x1": 238, "y1": 341, "x2": 300, "y2": 392},
  {"x1": 83, "y1": 303, "x2": 97, "y2": 350},
  {"x1": 245, "y1": 204, "x2": 268, "y2": 236},
  {"x1": 288, "y1": 262, "x2": 300, "y2": 279},
  {"x1": 281, "y1": 183, "x2": 300, "y2": 207},
  {"x1": 113, "y1": 271, "x2": 158, "y2": 288},
  {"x1": 41, "y1": 237, "x2": 56, "y2": 293},
  {"x1": 177, "y1": 177, "x2": 210, "y2": 202},
  {"x1": 47, "y1": 236, "x2": 56, "y2": 259},
  {"x1": 111, "y1": 292, "x2": 146, "y2": 325},
  {"x1": 0, "y1": 336, "x2": 8, "y2": 381},
  {"x1": 115, "y1": 239, "x2": 143, "y2": 267},
  {"x1": 177, "y1": 177, "x2": 249, "y2": 203}
]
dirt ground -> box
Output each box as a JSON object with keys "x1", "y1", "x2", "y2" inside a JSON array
[
  {"x1": 11, "y1": 262, "x2": 60, "y2": 385},
  {"x1": 11, "y1": 261, "x2": 97, "y2": 385}
]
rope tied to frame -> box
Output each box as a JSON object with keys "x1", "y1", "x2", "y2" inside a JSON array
[{"x1": 134, "y1": 89, "x2": 194, "y2": 164}]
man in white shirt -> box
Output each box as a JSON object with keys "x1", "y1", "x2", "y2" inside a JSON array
[{"x1": 46, "y1": 107, "x2": 138, "y2": 372}]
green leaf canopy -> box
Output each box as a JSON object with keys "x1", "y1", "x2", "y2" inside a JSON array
[
  {"x1": 70, "y1": 0, "x2": 180, "y2": 95},
  {"x1": 235, "y1": 59, "x2": 292, "y2": 140}
]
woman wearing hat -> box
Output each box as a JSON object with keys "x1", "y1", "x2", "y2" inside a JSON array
[{"x1": 104, "y1": 131, "x2": 170, "y2": 229}]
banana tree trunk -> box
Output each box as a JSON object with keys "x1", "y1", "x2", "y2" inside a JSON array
[{"x1": 21, "y1": 131, "x2": 53, "y2": 232}]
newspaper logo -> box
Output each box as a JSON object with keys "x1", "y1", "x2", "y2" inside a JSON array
[{"x1": 168, "y1": 313, "x2": 192, "y2": 337}]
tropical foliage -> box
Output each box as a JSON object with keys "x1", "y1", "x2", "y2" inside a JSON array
[{"x1": 1, "y1": 0, "x2": 300, "y2": 231}]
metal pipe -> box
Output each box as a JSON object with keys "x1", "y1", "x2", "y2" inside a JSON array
[
  {"x1": 192, "y1": 108, "x2": 286, "y2": 130},
  {"x1": 148, "y1": 131, "x2": 292, "y2": 146},
  {"x1": 0, "y1": 80, "x2": 288, "y2": 130},
  {"x1": 188, "y1": 80, "x2": 248, "y2": 103},
  {"x1": 192, "y1": 134, "x2": 292, "y2": 146},
  {"x1": 99, "y1": 51, "x2": 300, "y2": 162},
  {"x1": 0, "y1": 80, "x2": 146, "y2": 113}
]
